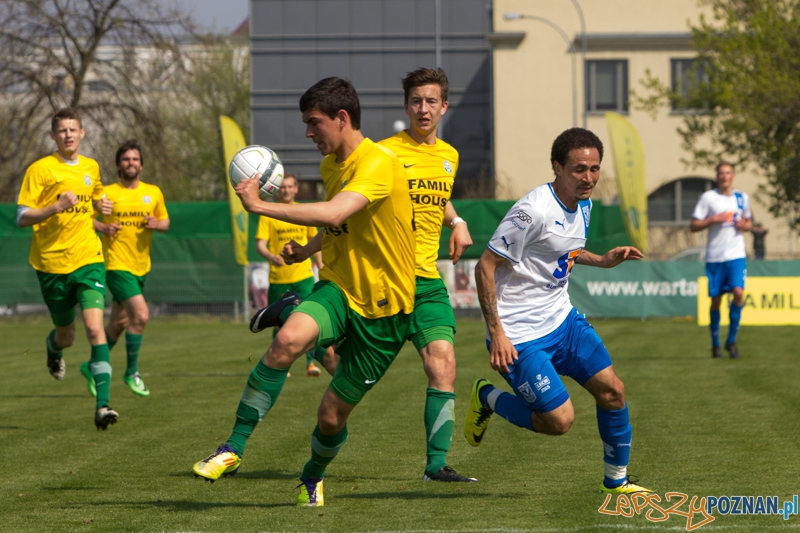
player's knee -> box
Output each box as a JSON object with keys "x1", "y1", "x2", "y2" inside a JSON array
[
  {"x1": 132, "y1": 309, "x2": 149, "y2": 328},
  {"x1": 56, "y1": 331, "x2": 76, "y2": 348},
  {"x1": 546, "y1": 413, "x2": 574, "y2": 435},
  {"x1": 601, "y1": 379, "x2": 626, "y2": 410},
  {"x1": 84, "y1": 322, "x2": 105, "y2": 344}
]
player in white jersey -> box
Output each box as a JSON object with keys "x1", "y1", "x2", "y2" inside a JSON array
[
  {"x1": 467, "y1": 128, "x2": 652, "y2": 495},
  {"x1": 690, "y1": 162, "x2": 752, "y2": 358}
]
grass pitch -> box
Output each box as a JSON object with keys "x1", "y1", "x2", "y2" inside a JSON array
[{"x1": 1, "y1": 317, "x2": 798, "y2": 532}]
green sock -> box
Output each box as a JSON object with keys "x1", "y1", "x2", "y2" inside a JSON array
[
  {"x1": 279, "y1": 304, "x2": 295, "y2": 324},
  {"x1": 306, "y1": 352, "x2": 315, "y2": 367},
  {"x1": 301, "y1": 424, "x2": 348, "y2": 480},
  {"x1": 46, "y1": 330, "x2": 62, "y2": 360},
  {"x1": 89, "y1": 344, "x2": 112, "y2": 409},
  {"x1": 227, "y1": 360, "x2": 289, "y2": 456},
  {"x1": 106, "y1": 332, "x2": 118, "y2": 351},
  {"x1": 424, "y1": 388, "x2": 456, "y2": 476},
  {"x1": 125, "y1": 332, "x2": 143, "y2": 376}
]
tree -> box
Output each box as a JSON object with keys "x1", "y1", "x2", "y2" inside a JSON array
[
  {"x1": 0, "y1": 0, "x2": 194, "y2": 201},
  {"x1": 634, "y1": 0, "x2": 800, "y2": 228}
]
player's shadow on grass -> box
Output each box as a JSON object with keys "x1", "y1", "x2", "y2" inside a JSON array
[
  {"x1": 105, "y1": 499, "x2": 295, "y2": 511},
  {"x1": 1, "y1": 394, "x2": 88, "y2": 399},
  {"x1": 336, "y1": 491, "x2": 494, "y2": 501},
  {"x1": 171, "y1": 469, "x2": 299, "y2": 481}
]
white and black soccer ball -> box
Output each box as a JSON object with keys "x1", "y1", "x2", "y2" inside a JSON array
[{"x1": 229, "y1": 145, "x2": 284, "y2": 200}]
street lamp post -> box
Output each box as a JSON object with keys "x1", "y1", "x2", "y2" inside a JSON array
[{"x1": 504, "y1": 12, "x2": 577, "y2": 128}]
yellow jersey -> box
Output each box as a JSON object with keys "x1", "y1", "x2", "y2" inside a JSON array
[
  {"x1": 17, "y1": 153, "x2": 105, "y2": 274},
  {"x1": 100, "y1": 182, "x2": 168, "y2": 276},
  {"x1": 379, "y1": 131, "x2": 458, "y2": 278},
  {"x1": 256, "y1": 205, "x2": 318, "y2": 284},
  {"x1": 319, "y1": 138, "x2": 415, "y2": 318}
]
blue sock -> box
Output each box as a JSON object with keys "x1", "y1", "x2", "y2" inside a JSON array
[
  {"x1": 726, "y1": 303, "x2": 743, "y2": 346},
  {"x1": 709, "y1": 308, "x2": 721, "y2": 348},
  {"x1": 597, "y1": 404, "x2": 632, "y2": 488},
  {"x1": 480, "y1": 385, "x2": 534, "y2": 432}
]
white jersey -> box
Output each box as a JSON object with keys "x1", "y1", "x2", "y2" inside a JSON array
[
  {"x1": 691, "y1": 189, "x2": 751, "y2": 263},
  {"x1": 487, "y1": 183, "x2": 590, "y2": 344}
]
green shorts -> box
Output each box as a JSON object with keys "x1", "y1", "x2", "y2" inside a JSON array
[
  {"x1": 36, "y1": 262, "x2": 106, "y2": 327},
  {"x1": 268, "y1": 276, "x2": 315, "y2": 305},
  {"x1": 295, "y1": 280, "x2": 410, "y2": 405},
  {"x1": 408, "y1": 276, "x2": 456, "y2": 351},
  {"x1": 106, "y1": 270, "x2": 146, "y2": 303}
]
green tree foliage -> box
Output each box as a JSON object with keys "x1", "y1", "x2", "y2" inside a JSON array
[
  {"x1": 634, "y1": 0, "x2": 800, "y2": 228},
  {"x1": 95, "y1": 40, "x2": 250, "y2": 201}
]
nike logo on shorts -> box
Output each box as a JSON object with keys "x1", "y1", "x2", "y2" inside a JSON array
[
  {"x1": 364, "y1": 379, "x2": 377, "y2": 385},
  {"x1": 95, "y1": 282, "x2": 104, "y2": 288}
]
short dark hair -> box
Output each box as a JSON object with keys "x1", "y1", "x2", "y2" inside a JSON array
[
  {"x1": 282, "y1": 173, "x2": 297, "y2": 184},
  {"x1": 716, "y1": 161, "x2": 735, "y2": 172},
  {"x1": 550, "y1": 128, "x2": 604, "y2": 168},
  {"x1": 401, "y1": 67, "x2": 449, "y2": 103},
  {"x1": 51, "y1": 107, "x2": 82, "y2": 132},
  {"x1": 115, "y1": 139, "x2": 144, "y2": 167},
  {"x1": 299, "y1": 77, "x2": 361, "y2": 130}
]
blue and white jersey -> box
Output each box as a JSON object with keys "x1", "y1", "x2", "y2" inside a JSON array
[
  {"x1": 487, "y1": 183, "x2": 590, "y2": 344},
  {"x1": 691, "y1": 188, "x2": 751, "y2": 263}
]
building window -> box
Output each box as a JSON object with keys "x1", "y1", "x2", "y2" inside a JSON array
[
  {"x1": 649, "y1": 177, "x2": 715, "y2": 226},
  {"x1": 586, "y1": 60, "x2": 628, "y2": 113},
  {"x1": 671, "y1": 58, "x2": 709, "y2": 112}
]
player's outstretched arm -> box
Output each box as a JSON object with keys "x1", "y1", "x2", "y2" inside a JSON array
[
  {"x1": 16, "y1": 191, "x2": 79, "y2": 228},
  {"x1": 444, "y1": 202, "x2": 472, "y2": 264},
  {"x1": 576, "y1": 246, "x2": 643, "y2": 269},
  {"x1": 235, "y1": 177, "x2": 368, "y2": 227},
  {"x1": 475, "y1": 248, "x2": 518, "y2": 373}
]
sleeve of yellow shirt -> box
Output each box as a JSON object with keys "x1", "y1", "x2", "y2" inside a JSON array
[
  {"x1": 17, "y1": 163, "x2": 45, "y2": 208},
  {"x1": 341, "y1": 150, "x2": 393, "y2": 204},
  {"x1": 91, "y1": 162, "x2": 104, "y2": 202},
  {"x1": 154, "y1": 188, "x2": 169, "y2": 220}
]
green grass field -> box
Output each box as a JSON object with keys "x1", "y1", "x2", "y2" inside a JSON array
[{"x1": 2, "y1": 317, "x2": 799, "y2": 532}]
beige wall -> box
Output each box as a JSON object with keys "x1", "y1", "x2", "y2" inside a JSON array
[{"x1": 492, "y1": 0, "x2": 794, "y2": 259}]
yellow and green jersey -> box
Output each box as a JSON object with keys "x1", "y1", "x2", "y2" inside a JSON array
[
  {"x1": 256, "y1": 205, "x2": 318, "y2": 284},
  {"x1": 379, "y1": 131, "x2": 458, "y2": 278},
  {"x1": 319, "y1": 138, "x2": 416, "y2": 319},
  {"x1": 100, "y1": 181, "x2": 168, "y2": 276},
  {"x1": 17, "y1": 153, "x2": 105, "y2": 274}
]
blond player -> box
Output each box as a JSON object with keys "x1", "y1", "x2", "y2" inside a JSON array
[
  {"x1": 93, "y1": 140, "x2": 169, "y2": 397},
  {"x1": 16, "y1": 107, "x2": 117, "y2": 430}
]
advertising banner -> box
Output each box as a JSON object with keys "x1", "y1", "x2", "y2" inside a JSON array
[{"x1": 697, "y1": 277, "x2": 800, "y2": 325}]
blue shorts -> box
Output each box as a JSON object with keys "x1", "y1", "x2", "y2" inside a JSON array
[
  {"x1": 487, "y1": 308, "x2": 612, "y2": 413},
  {"x1": 706, "y1": 258, "x2": 746, "y2": 298}
]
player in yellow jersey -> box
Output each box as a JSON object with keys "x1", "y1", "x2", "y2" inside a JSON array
[
  {"x1": 16, "y1": 107, "x2": 118, "y2": 430},
  {"x1": 255, "y1": 173, "x2": 324, "y2": 377},
  {"x1": 93, "y1": 140, "x2": 169, "y2": 397},
  {"x1": 321, "y1": 68, "x2": 476, "y2": 481},
  {"x1": 192, "y1": 77, "x2": 415, "y2": 507}
]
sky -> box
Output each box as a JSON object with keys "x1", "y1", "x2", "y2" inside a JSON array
[{"x1": 163, "y1": 0, "x2": 249, "y2": 34}]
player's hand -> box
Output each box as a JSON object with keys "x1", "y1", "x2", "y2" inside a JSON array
[
  {"x1": 144, "y1": 216, "x2": 160, "y2": 229},
  {"x1": 96, "y1": 194, "x2": 113, "y2": 215},
  {"x1": 55, "y1": 191, "x2": 79, "y2": 212},
  {"x1": 449, "y1": 222, "x2": 473, "y2": 264},
  {"x1": 269, "y1": 255, "x2": 285, "y2": 267},
  {"x1": 235, "y1": 177, "x2": 261, "y2": 212},
  {"x1": 489, "y1": 332, "x2": 517, "y2": 374},
  {"x1": 711, "y1": 212, "x2": 733, "y2": 224},
  {"x1": 104, "y1": 222, "x2": 121, "y2": 236},
  {"x1": 734, "y1": 217, "x2": 749, "y2": 231},
  {"x1": 603, "y1": 246, "x2": 643, "y2": 268},
  {"x1": 281, "y1": 239, "x2": 311, "y2": 265}
]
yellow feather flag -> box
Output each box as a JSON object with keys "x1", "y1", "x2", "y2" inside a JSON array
[
  {"x1": 220, "y1": 115, "x2": 249, "y2": 266},
  {"x1": 605, "y1": 112, "x2": 648, "y2": 255}
]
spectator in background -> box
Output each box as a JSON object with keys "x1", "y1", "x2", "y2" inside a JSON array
[{"x1": 751, "y1": 222, "x2": 767, "y2": 260}]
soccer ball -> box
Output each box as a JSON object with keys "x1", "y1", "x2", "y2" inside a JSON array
[{"x1": 229, "y1": 145, "x2": 284, "y2": 200}]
